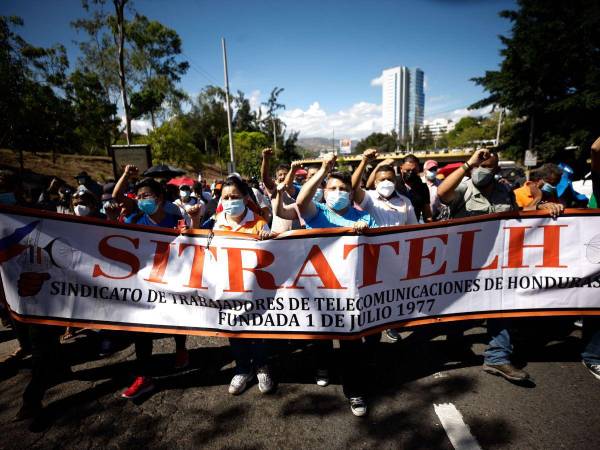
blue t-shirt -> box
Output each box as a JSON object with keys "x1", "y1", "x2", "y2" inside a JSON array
[
  {"x1": 125, "y1": 211, "x2": 180, "y2": 228},
  {"x1": 305, "y1": 202, "x2": 377, "y2": 229}
]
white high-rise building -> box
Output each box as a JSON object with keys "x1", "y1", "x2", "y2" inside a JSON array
[
  {"x1": 381, "y1": 66, "x2": 425, "y2": 141},
  {"x1": 422, "y1": 118, "x2": 456, "y2": 138}
]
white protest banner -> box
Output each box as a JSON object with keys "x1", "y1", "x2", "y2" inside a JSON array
[{"x1": 1, "y1": 205, "x2": 600, "y2": 339}]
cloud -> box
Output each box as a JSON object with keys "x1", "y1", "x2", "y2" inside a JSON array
[
  {"x1": 445, "y1": 105, "x2": 493, "y2": 122},
  {"x1": 280, "y1": 101, "x2": 382, "y2": 140},
  {"x1": 370, "y1": 74, "x2": 384, "y2": 87},
  {"x1": 121, "y1": 116, "x2": 153, "y2": 135},
  {"x1": 248, "y1": 89, "x2": 262, "y2": 111}
]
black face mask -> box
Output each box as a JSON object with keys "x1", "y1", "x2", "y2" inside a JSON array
[{"x1": 402, "y1": 171, "x2": 418, "y2": 183}]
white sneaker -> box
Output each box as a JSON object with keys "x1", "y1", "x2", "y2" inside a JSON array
[
  {"x1": 256, "y1": 366, "x2": 274, "y2": 394},
  {"x1": 228, "y1": 372, "x2": 253, "y2": 395},
  {"x1": 583, "y1": 361, "x2": 600, "y2": 380},
  {"x1": 349, "y1": 397, "x2": 368, "y2": 417},
  {"x1": 315, "y1": 369, "x2": 330, "y2": 387}
]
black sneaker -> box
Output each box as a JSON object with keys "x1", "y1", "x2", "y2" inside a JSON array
[
  {"x1": 349, "y1": 397, "x2": 368, "y2": 417},
  {"x1": 583, "y1": 361, "x2": 600, "y2": 380}
]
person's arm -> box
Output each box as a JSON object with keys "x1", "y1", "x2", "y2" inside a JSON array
[
  {"x1": 296, "y1": 153, "x2": 336, "y2": 218},
  {"x1": 273, "y1": 185, "x2": 300, "y2": 221},
  {"x1": 260, "y1": 148, "x2": 276, "y2": 194},
  {"x1": 352, "y1": 148, "x2": 378, "y2": 204},
  {"x1": 438, "y1": 149, "x2": 490, "y2": 203},
  {"x1": 366, "y1": 158, "x2": 395, "y2": 189},
  {"x1": 281, "y1": 160, "x2": 302, "y2": 193},
  {"x1": 113, "y1": 164, "x2": 137, "y2": 201}
]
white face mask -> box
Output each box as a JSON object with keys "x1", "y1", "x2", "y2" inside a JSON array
[
  {"x1": 180, "y1": 190, "x2": 191, "y2": 200},
  {"x1": 375, "y1": 180, "x2": 396, "y2": 198},
  {"x1": 74, "y1": 204, "x2": 91, "y2": 216}
]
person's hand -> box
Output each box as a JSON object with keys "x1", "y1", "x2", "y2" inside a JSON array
[
  {"x1": 276, "y1": 182, "x2": 286, "y2": 193},
  {"x1": 290, "y1": 160, "x2": 302, "y2": 170},
  {"x1": 258, "y1": 229, "x2": 272, "y2": 240},
  {"x1": 353, "y1": 221, "x2": 368, "y2": 234},
  {"x1": 104, "y1": 203, "x2": 121, "y2": 221},
  {"x1": 321, "y1": 153, "x2": 337, "y2": 172},
  {"x1": 18, "y1": 272, "x2": 50, "y2": 297},
  {"x1": 187, "y1": 204, "x2": 202, "y2": 217},
  {"x1": 379, "y1": 158, "x2": 395, "y2": 167},
  {"x1": 538, "y1": 202, "x2": 564, "y2": 219},
  {"x1": 362, "y1": 148, "x2": 378, "y2": 161},
  {"x1": 467, "y1": 149, "x2": 491, "y2": 168},
  {"x1": 124, "y1": 165, "x2": 138, "y2": 177},
  {"x1": 262, "y1": 148, "x2": 274, "y2": 159}
]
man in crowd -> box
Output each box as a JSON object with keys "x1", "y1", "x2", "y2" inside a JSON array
[
  {"x1": 287, "y1": 153, "x2": 375, "y2": 417},
  {"x1": 370, "y1": 154, "x2": 432, "y2": 223},
  {"x1": 437, "y1": 148, "x2": 563, "y2": 382},
  {"x1": 422, "y1": 159, "x2": 448, "y2": 220},
  {"x1": 120, "y1": 177, "x2": 193, "y2": 399},
  {"x1": 261, "y1": 147, "x2": 302, "y2": 232},
  {"x1": 513, "y1": 163, "x2": 563, "y2": 209}
]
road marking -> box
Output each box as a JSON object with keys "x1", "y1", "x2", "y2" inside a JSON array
[{"x1": 433, "y1": 403, "x2": 482, "y2": 450}]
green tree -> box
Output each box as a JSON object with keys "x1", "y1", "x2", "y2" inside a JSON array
[
  {"x1": 355, "y1": 132, "x2": 398, "y2": 153},
  {"x1": 0, "y1": 15, "x2": 77, "y2": 163},
  {"x1": 261, "y1": 87, "x2": 286, "y2": 150},
  {"x1": 233, "y1": 90, "x2": 258, "y2": 132},
  {"x1": 222, "y1": 131, "x2": 270, "y2": 177},
  {"x1": 73, "y1": 1, "x2": 188, "y2": 142},
  {"x1": 67, "y1": 70, "x2": 119, "y2": 154},
  {"x1": 187, "y1": 85, "x2": 229, "y2": 157},
  {"x1": 147, "y1": 116, "x2": 202, "y2": 169},
  {"x1": 471, "y1": 0, "x2": 600, "y2": 165}
]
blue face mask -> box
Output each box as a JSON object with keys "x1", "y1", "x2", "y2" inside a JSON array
[
  {"x1": 541, "y1": 183, "x2": 557, "y2": 195},
  {"x1": 222, "y1": 198, "x2": 246, "y2": 216},
  {"x1": 0, "y1": 192, "x2": 17, "y2": 205},
  {"x1": 325, "y1": 190, "x2": 350, "y2": 211},
  {"x1": 138, "y1": 198, "x2": 158, "y2": 215}
]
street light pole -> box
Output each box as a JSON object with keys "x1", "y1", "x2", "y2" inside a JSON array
[{"x1": 222, "y1": 37, "x2": 235, "y2": 173}]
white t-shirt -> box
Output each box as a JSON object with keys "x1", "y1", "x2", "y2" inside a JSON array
[{"x1": 359, "y1": 190, "x2": 418, "y2": 227}]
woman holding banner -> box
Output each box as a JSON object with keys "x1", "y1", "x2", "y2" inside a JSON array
[{"x1": 211, "y1": 176, "x2": 275, "y2": 396}]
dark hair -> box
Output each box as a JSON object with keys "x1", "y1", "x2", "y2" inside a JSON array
[
  {"x1": 223, "y1": 176, "x2": 251, "y2": 197},
  {"x1": 135, "y1": 177, "x2": 163, "y2": 197},
  {"x1": 180, "y1": 184, "x2": 191, "y2": 192},
  {"x1": 276, "y1": 164, "x2": 290, "y2": 172},
  {"x1": 537, "y1": 163, "x2": 562, "y2": 181},
  {"x1": 375, "y1": 164, "x2": 396, "y2": 175},
  {"x1": 192, "y1": 181, "x2": 203, "y2": 193},
  {"x1": 529, "y1": 168, "x2": 543, "y2": 182},
  {"x1": 327, "y1": 171, "x2": 352, "y2": 188},
  {"x1": 402, "y1": 154, "x2": 420, "y2": 165}
]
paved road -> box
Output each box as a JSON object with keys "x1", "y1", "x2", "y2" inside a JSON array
[{"x1": 1, "y1": 320, "x2": 599, "y2": 449}]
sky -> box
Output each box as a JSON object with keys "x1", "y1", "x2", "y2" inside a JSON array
[{"x1": 2, "y1": 0, "x2": 516, "y2": 139}]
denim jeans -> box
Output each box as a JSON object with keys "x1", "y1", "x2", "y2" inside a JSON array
[
  {"x1": 483, "y1": 319, "x2": 513, "y2": 365},
  {"x1": 582, "y1": 317, "x2": 600, "y2": 365}
]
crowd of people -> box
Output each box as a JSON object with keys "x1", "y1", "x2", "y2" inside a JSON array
[{"x1": 1, "y1": 138, "x2": 600, "y2": 420}]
